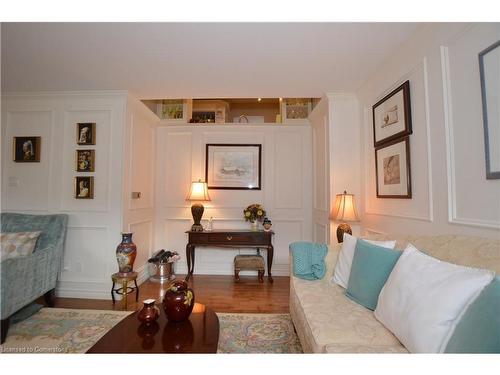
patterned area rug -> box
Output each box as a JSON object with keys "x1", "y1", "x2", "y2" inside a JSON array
[
  {"x1": 0, "y1": 308, "x2": 302, "y2": 354},
  {"x1": 217, "y1": 313, "x2": 302, "y2": 353},
  {"x1": 1, "y1": 308, "x2": 132, "y2": 353}
]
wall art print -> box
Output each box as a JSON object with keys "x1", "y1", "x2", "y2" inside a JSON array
[
  {"x1": 205, "y1": 144, "x2": 261, "y2": 190},
  {"x1": 372, "y1": 80, "x2": 412, "y2": 147}
]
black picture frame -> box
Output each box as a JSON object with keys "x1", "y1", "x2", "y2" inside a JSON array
[
  {"x1": 375, "y1": 136, "x2": 412, "y2": 199},
  {"x1": 205, "y1": 144, "x2": 262, "y2": 190},
  {"x1": 372, "y1": 80, "x2": 412, "y2": 147}
]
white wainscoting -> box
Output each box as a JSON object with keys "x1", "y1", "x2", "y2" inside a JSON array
[
  {"x1": 2, "y1": 91, "x2": 128, "y2": 299},
  {"x1": 155, "y1": 124, "x2": 313, "y2": 276}
]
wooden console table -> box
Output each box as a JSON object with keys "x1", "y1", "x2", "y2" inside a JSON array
[{"x1": 185, "y1": 230, "x2": 274, "y2": 283}]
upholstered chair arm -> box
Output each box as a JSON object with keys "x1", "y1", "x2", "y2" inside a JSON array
[{"x1": 1, "y1": 244, "x2": 62, "y2": 319}]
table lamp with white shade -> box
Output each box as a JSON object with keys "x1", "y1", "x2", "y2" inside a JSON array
[
  {"x1": 331, "y1": 190, "x2": 359, "y2": 243},
  {"x1": 186, "y1": 180, "x2": 211, "y2": 232}
]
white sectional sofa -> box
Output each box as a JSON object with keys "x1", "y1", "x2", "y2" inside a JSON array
[{"x1": 289, "y1": 234, "x2": 500, "y2": 353}]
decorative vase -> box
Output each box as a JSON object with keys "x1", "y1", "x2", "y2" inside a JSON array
[
  {"x1": 263, "y1": 217, "x2": 272, "y2": 232},
  {"x1": 162, "y1": 279, "x2": 195, "y2": 322},
  {"x1": 250, "y1": 220, "x2": 258, "y2": 231},
  {"x1": 116, "y1": 232, "x2": 137, "y2": 275},
  {"x1": 137, "y1": 299, "x2": 160, "y2": 324}
]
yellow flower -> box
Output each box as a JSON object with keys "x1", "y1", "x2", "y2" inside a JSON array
[
  {"x1": 245, "y1": 211, "x2": 251, "y2": 217},
  {"x1": 257, "y1": 210, "x2": 263, "y2": 216}
]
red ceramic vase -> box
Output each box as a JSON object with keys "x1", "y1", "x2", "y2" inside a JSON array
[
  {"x1": 162, "y1": 279, "x2": 195, "y2": 322},
  {"x1": 137, "y1": 299, "x2": 160, "y2": 324},
  {"x1": 116, "y1": 232, "x2": 137, "y2": 275}
]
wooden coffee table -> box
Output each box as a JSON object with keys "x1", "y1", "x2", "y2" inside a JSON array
[{"x1": 87, "y1": 303, "x2": 219, "y2": 353}]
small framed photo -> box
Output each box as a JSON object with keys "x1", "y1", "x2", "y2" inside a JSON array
[
  {"x1": 76, "y1": 123, "x2": 96, "y2": 145},
  {"x1": 205, "y1": 144, "x2": 261, "y2": 190},
  {"x1": 13, "y1": 136, "x2": 41, "y2": 162},
  {"x1": 75, "y1": 176, "x2": 94, "y2": 199},
  {"x1": 375, "y1": 137, "x2": 412, "y2": 199},
  {"x1": 372, "y1": 80, "x2": 412, "y2": 147},
  {"x1": 75, "y1": 150, "x2": 95, "y2": 172}
]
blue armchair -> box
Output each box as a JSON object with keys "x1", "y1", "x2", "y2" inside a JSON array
[{"x1": 1, "y1": 213, "x2": 68, "y2": 343}]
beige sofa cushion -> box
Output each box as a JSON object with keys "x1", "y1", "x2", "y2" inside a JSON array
[
  {"x1": 365, "y1": 234, "x2": 500, "y2": 273},
  {"x1": 290, "y1": 245, "x2": 406, "y2": 353}
]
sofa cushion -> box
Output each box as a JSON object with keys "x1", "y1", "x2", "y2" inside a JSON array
[
  {"x1": 346, "y1": 239, "x2": 402, "y2": 310},
  {"x1": 332, "y1": 233, "x2": 396, "y2": 288},
  {"x1": 0, "y1": 231, "x2": 41, "y2": 262},
  {"x1": 375, "y1": 244, "x2": 495, "y2": 353},
  {"x1": 445, "y1": 276, "x2": 500, "y2": 353},
  {"x1": 291, "y1": 274, "x2": 404, "y2": 352}
]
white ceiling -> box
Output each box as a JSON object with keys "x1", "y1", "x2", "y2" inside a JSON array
[{"x1": 1, "y1": 23, "x2": 422, "y2": 98}]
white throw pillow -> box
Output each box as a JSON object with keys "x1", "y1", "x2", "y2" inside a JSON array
[
  {"x1": 331, "y1": 233, "x2": 396, "y2": 288},
  {"x1": 374, "y1": 244, "x2": 495, "y2": 353}
]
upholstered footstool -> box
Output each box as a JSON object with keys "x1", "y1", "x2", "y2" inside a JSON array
[{"x1": 234, "y1": 254, "x2": 265, "y2": 283}]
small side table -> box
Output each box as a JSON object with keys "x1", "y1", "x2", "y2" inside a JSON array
[{"x1": 111, "y1": 272, "x2": 139, "y2": 310}]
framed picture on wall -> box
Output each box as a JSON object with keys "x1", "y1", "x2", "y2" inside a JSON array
[
  {"x1": 375, "y1": 137, "x2": 412, "y2": 198},
  {"x1": 74, "y1": 176, "x2": 94, "y2": 199},
  {"x1": 75, "y1": 150, "x2": 95, "y2": 172},
  {"x1": 205, "y1": 144, "x2": 261, "y2": 190},
  {"x1": 13, "y1": 136, "x2": 41, "y2": 162},
  {"x1": 372, "y1": 80, "x2": 412, "y2": 147},
  {"x1": 76, "y1": 122, "x2": 96, "y2": 145}
]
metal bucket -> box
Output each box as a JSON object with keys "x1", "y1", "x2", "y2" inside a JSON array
[{"x1": 149, "y1": 261, "x2": 175, "y2": 283}]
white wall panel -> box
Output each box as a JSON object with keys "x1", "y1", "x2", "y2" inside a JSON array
[
  {"x1": 3, "y1": 110, "x2": 53, "y2": 212},
  {"x1": 156, "y1": 124, "x2": 312, "y2": 276},
  {"x1": 356, "y1": 23, "x2": 500, "y2": 239},
  {"x1": 2, "y1": 92, "x2": 128, "y2": 299}
]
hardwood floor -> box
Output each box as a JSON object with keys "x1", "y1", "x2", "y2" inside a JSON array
[{"x1": 52, "y1": 274, "x2": 290, "y2": 314}]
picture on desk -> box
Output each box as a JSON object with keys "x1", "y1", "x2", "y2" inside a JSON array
[{"x1": 205, "y1": 144, "x2": 261, "y2": 190}]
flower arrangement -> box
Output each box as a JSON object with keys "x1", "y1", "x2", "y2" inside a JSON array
[{"x1": 243, "y1": 203, "x2": 266, "y2": 222}]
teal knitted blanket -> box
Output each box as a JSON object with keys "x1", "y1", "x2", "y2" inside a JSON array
[{"x1": 290, "y1": 242, "x2": 328, "y2": 280}]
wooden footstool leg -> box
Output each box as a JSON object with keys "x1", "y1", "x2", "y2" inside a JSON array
[
  {"x1": 235, "y1": 268, "x2": 240, "y2": 282},
  {"x1": 258, "y1": 270, "x2": 264, "y2": 283},
  {"x1": 122, "y1": 280, "x2": 128, "y2": 310}
]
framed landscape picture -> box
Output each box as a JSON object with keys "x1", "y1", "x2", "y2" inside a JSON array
[
  {"x1": 375, "y1": 137, "x2": 412, "y2": 198},
  {"x1": 75, "y1": 176, "x2": 94, "y2": 199},
  {"x1": 76, "y1": 122, "x2": 96, "y2": 145},
  {"x1": 372, "y1": 80, "x2": 412, "y2": 147},
  {"x1": 205, "y1": 144, "x2": 261, "y2": 190},
  {"x1": 13, "y1": 136, "x2": 41, "y2": 162},
  {"x1": 75, "y1": 150, "x2": 95, "y2": 172}
]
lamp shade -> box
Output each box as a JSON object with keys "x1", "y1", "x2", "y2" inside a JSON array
[
  {"x1": 331, "y1": 190, "x2": 359, "y2": 222},
  {"x1": 186, "y1": 180, "x2": 211, "y2": 201}
]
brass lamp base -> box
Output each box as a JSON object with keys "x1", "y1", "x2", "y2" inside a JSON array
[
  {"x1": 191, "y1": 203, "x2": 205, "y2": 232},
  {"x1": 336, "y1": 223, "x2": 352, "y2": 243}
]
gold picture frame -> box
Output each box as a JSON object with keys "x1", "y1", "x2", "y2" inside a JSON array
[
  {"x1": 74, "y1": 176, "x2": 94, "y2": 199},
  {"x1": 13, "y1": 136, "x2": 41, "y2": 162},
  {"x1": 76, "y1": 122, "x2": 96, "y2": 145},
  {"x1": 75, "y1": 150, "x2": 95, "y2": 172}
]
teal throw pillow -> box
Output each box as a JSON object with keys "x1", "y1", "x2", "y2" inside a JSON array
[
  {"x1": 345, "y1": 239, "x2": 401, "y2": 311},
  {"x1": 445, "y1": 277, "x2": 500, "y2": 353}
]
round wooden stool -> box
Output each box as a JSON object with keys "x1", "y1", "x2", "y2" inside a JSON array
[{"x1": 111, "y1": 272, "x2": 139, "y2": 309}]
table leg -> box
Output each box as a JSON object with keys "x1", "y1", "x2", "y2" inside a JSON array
[
  {"x1": 134, "y1": 279, "x2": 139, "y2": 302},
  {"x1": 122, "y1": 280, "x2": 127, "y2": 310},
  {"x1": 111, "y1": 281, "x2": 115, "y2": 304},
  {"x1": 185, "y1": 244, "x2": 192, "y2": 281},
  {"x1": 267, "y1": 245, "x2": 274, "y2": 283}
]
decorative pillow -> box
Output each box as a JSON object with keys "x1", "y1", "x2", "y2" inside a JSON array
[
  {"x1": 374, "y1": 244, "x2": 495, "y2": 353},
  {"x1": 332, "y1": 233, "x2": 396, "y2": 288},
  {"x1": 0, "y1": 231, "x2": 41, "y2": 262},
  {"x1": 345, "y1": 239, "x2": 402, "y2": 310},
  {"x1": 445, "y1": 276, "x2": 500, "y2": 353}
]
